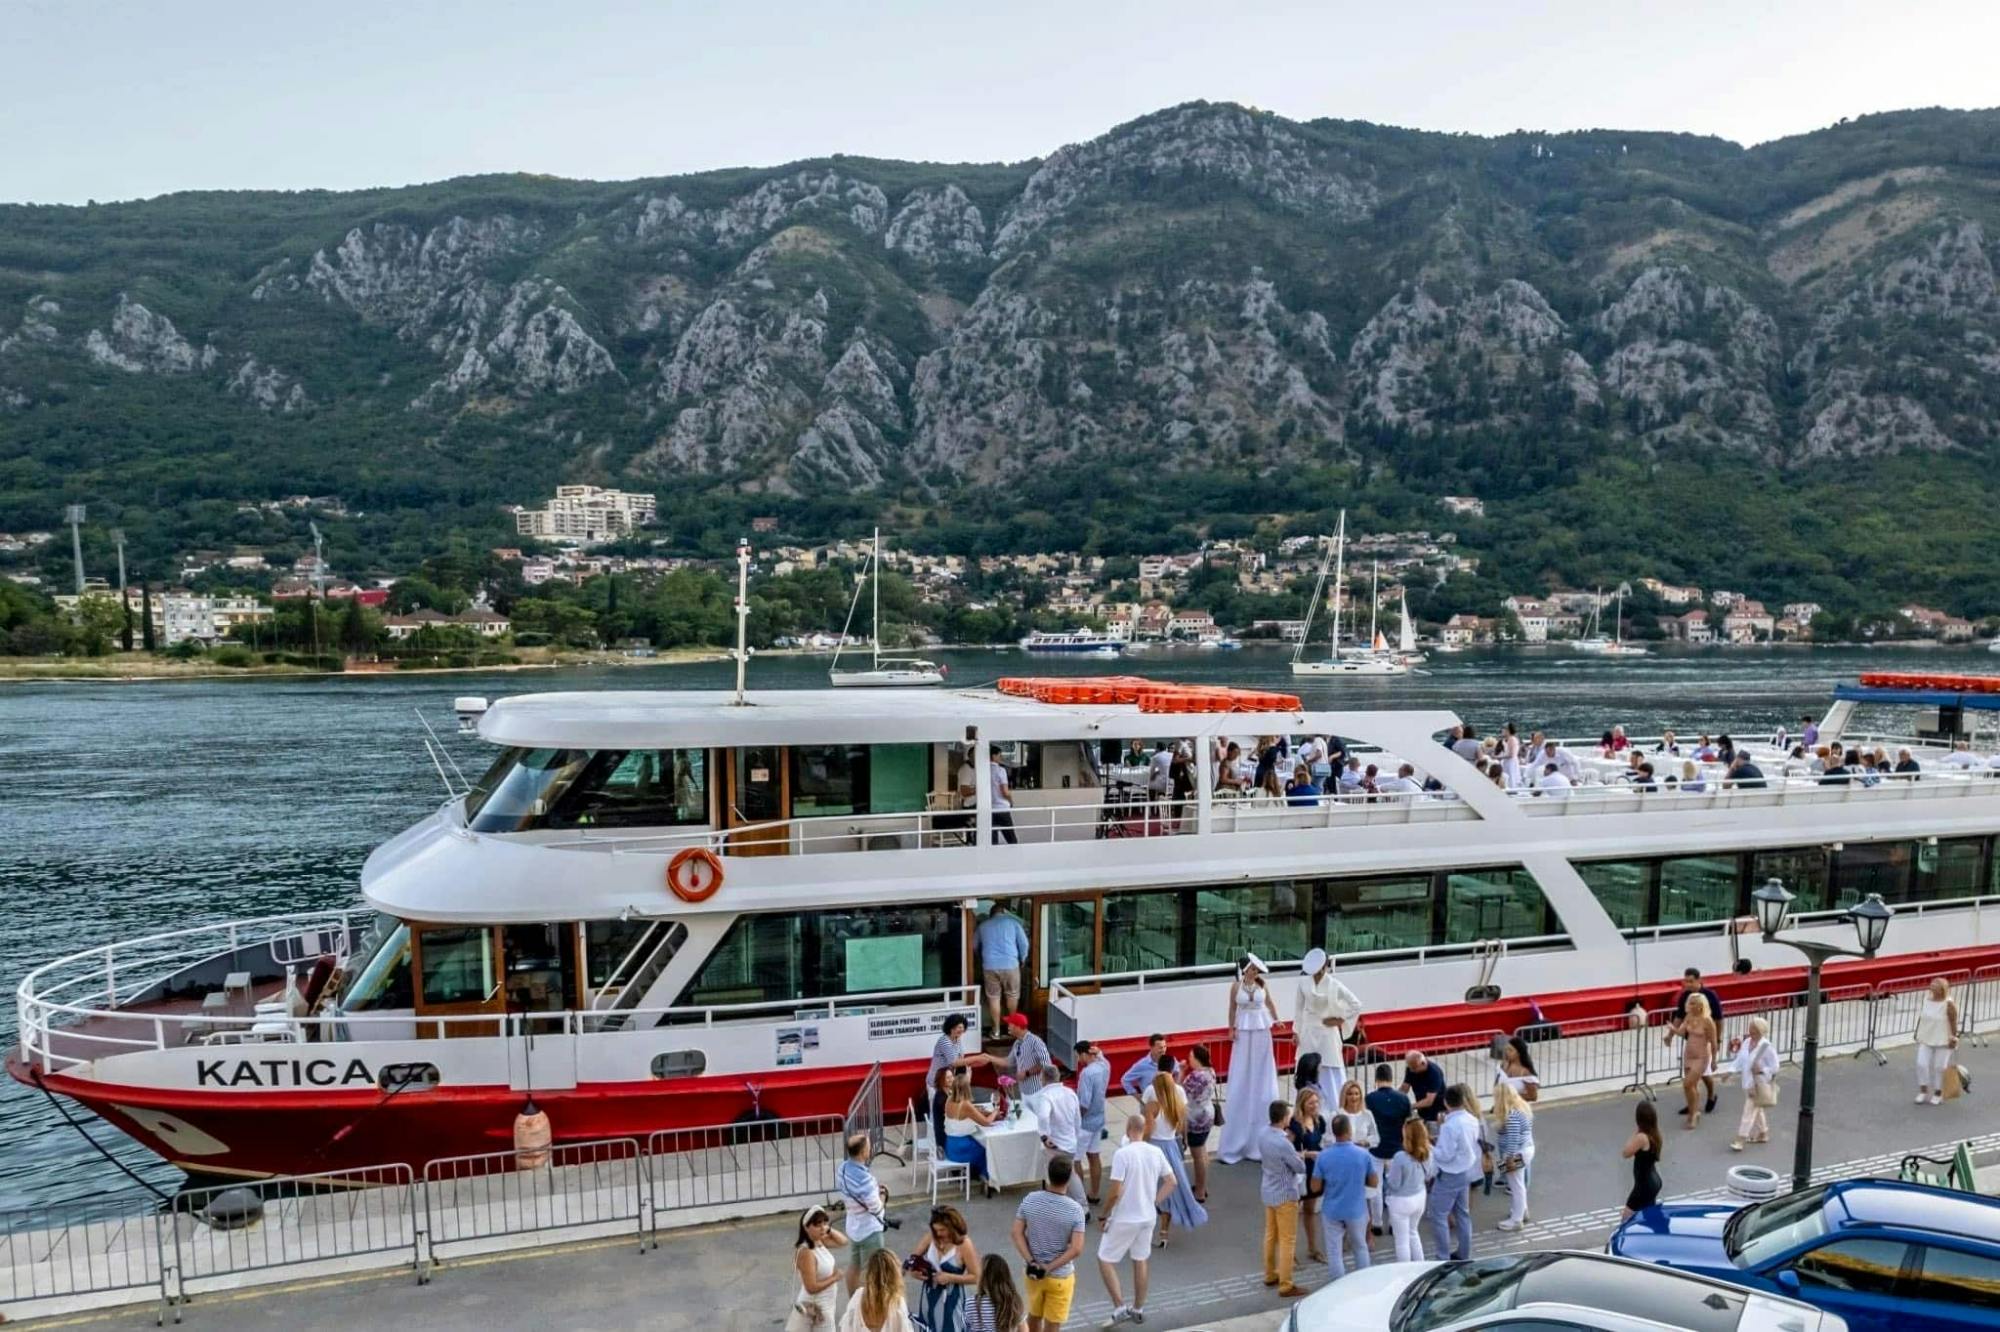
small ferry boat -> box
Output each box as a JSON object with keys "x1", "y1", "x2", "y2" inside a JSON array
[
  {"x1": 15, "y1": 672, "x2": 2000, "y2": 1181},
  {"x1": 1021, "y1": 629, "x2": 1125, "y2": 656}
]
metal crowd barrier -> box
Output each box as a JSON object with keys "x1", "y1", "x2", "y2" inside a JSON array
[
  {"x1": 0, "y1": 1196, "x2": 171, "y2": 1324},
  {"x1": 847, "y1": 1061, "x2": 888, "y2": 1160},
  {"x1": 168, "y1": 1164, "x2": 418, "y2": 1309},
  {"x1": 645, "y1": 1116, "x2": 843, "y2": 1214},
  {"x1": 422, "y1": 1137, "x2": 648, "y2": 1271}
]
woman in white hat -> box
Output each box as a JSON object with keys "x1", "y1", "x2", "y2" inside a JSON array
[
  {"x1": 1294, "y1": 948, "x2": 1361, "y2": 1108},
  {"x1": 1214, "y1": 954, "x2": 1280, "y2": 1163}
]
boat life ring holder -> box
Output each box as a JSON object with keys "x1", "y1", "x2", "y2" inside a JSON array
[{"x1": 666, "y1": 848, "x2": 724, "y2": 903}]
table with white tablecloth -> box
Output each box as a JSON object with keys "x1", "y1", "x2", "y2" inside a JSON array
[{"x1": 977, "y1": 1093, "x2": 1048, "y2": 1188}]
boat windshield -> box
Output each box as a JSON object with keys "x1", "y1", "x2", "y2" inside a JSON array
[
  {"x1": 465, "y1": 748, "x2": 708, "y2": 832},
  {"x1": 342, "y1": 914, "x2": 413, "y2": 1011}
]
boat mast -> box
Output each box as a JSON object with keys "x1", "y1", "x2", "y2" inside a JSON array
[
  {"x1": 1368, "y1": 560, "x2": 1380, "y2": 648},
  {"x1": 731, "y1": 538, "x2": 751, "y2": 705},
  {"x1": 871, "y1": 526, "x2": 881, "y2": 668},
  {"x1": 1328, "y1": 509, "x2": 1346, "y2": 661},
  {"x1": 1294, "y1": 528, "x2": 1335, "y2": 665}
]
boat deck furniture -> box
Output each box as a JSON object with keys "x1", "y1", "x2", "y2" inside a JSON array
[{"x1": 223, "y1": 971, "x2": 252, "y2": 999}]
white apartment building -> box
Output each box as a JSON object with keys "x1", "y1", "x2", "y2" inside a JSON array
[{"x1": 514, "y1": 486, "x2": 658, "y2": 544}]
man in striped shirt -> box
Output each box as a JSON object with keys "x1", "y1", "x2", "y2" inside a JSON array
[
  {"x1": 1012, "y1": 1157, "x2": 1087, "y2": 1332},
  {"x1": 928, "y1": 1012, "x2": 994, "y2": 1151}
]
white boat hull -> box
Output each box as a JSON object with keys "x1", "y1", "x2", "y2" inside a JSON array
[
  {"x1": 829, "y1": 669, "x2": 945, "y2": 688},
  {"x1": 1292, "y1": 657, "x2": 1410, "y2": 676}
]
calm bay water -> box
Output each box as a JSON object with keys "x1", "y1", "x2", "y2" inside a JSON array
[{"x1": 0, "y1": 643, "x2": 1986, "y2": 1206}]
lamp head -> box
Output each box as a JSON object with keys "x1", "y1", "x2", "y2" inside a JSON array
[
  {"x1": 1751, "y1": 878, "x2": 1794, "y2": 937},
  {"x1": 1847, "y1": 893, "x2": 1893, "y2": 956}
]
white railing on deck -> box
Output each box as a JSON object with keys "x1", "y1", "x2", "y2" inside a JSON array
[{"x1": 16, "y1": 921, "x2": 978, "y2": 1073}]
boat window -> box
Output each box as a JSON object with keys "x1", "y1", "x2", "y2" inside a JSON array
[
  {"x1": 1102, "y1": 891, "x2": 1183, "y2": 974},
  {"x1": 546, "y1": 750, "x2": 707, "y2": 829},
  {"x1": 1833, "y1": 841, "x2": 1913, "y2": 906},
  {"x1": 419, "y1": 927, "x2": 498, "y2": 1006},
  {"x1": 1576, "y1": 860, "x2": 1654, "y2": 932},
  {"x1": 1194, "y1": 881, "x2": 1311, "y2": 965},
  {"x1": 1325, "y1": 876, "x2": 1433, "y2": 955},
  {"x1": 1443, "y1": 869, "x2": 1549, "y2": 945},
  {"x1": 1658, "y1": 856, "x2": 1741, "y2": 927},
  {"x1": 343, "y1": 918, "x2": 413, "y2": 1011},
  {"x1": 651, "y1": 1051, "x2": 707, "y2": 1079},
  {"x1": 1917, "y1": 837, "x2": 1988, "y2": 902},
  {"x1": 681, "y1": 905, "x2": 963, "y2": 1008},
  {"x1": 465, "y1": 747, "x2": 589, "y2": 832},
  {"x1": 1043, "y1": 898, "x2": 1097, "y2": 983},
  {"x1": 1751, "y1": 847, "x2": 1831, "y2": 914},
  {"x1": 789, "y1": 745, "x2": 928, "y2": 818}
]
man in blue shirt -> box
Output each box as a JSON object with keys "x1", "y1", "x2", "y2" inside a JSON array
[
  {"x1": 1119, "y1": 1033, "x2": 1169, "y2": 1099},
  {"x1": 1073, "y1": 1040, "x2": 1111, "y2": 1202},
  {"x1": 976, "y1": 901, "x2": 1031, "y2": 1033},
  {"x1": 1310, "y1": 1115, "x2": 1378, "y2": 1279}
]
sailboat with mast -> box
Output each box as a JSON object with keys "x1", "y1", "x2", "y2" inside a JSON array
[
  {"x1": 829, "y1": 529, "x2": 946, "y2": 687},
  {"x1": 1291, "y1": 512, "x2": 1410, "y2": 677},
  {"x1": 1575, "y1": 584, "x2": 1648, "y2": 658}
]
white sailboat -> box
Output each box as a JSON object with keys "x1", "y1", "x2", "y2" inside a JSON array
[
  {"x1": 1394, "y1": 584, "x2": 1426, "y2": 665},
  {"x1": 1291, "y1": 513, "x2": 1409, "y2": 677},
  {"x1": 1575, "y1": 585, "x2": 1647, "y2": 657},
  {"x1": 830, "y1": 529, "x2": 946, "y2": 688}
]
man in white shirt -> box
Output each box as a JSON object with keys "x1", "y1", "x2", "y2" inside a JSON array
[
  {"x1": 1424, "y1": 1087, "x2": 1482, "y2": 1261},
  {"x1": 1377, "y1": 763, "x2": 1424, "y2": 797},
  {"x1": 1096, "y1": 1116, "x2": 1175, "y2": 1327},
  {"x1": 1296, "y1": 735, "x2": 1328, "y2": 778},
  {"x1": 1940, "y1": 741, "x2": 1985, "y2": 771},
  {"x1": 959, "y1": 746, "x2": 1019, "y2": 844},
  {"x1": 1336, "y1": 758, "x2": 1366, "y2": 795},
  {"x1": 1147, "y1": 744, "x2": 1174, "y2": 804},
  {"x1": 1534, "y1": 763, "x2": 1573, "y2": 799},
  {"x1": 1037, "y1": 1077, "x2": 1088, "y2": 1207},
  {"x1": 1541, "y1": 741, "x2": 1581, "y2": 783}
]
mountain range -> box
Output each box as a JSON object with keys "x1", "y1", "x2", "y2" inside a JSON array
[{"x1": 3, "y1": 101, "x2": 1999, "y2": 608}]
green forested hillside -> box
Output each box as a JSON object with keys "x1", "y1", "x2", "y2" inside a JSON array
[{"x1": 3, "y1": 103, "x2": 2000, "y2": 614}]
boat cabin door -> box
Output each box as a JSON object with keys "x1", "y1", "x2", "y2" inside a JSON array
[
  {"x1": 501, "y1": 923, "x2": 580, "y2": 1093},
  {"x1": 727, "y1": 746, "x2": 790, "y2": 856},
  {"x1": 1028, "y1": 894, "x2": 1102, "y2": 1034}
]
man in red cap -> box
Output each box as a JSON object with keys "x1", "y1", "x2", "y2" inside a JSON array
[{"x1": 1005, "y1": 1012, "x2": 1055, "y2": 1098}]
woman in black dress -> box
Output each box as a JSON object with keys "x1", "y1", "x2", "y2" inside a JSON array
[{"x1": 1621, "y1": 1101, "x2": 1664, "y2": 1220}]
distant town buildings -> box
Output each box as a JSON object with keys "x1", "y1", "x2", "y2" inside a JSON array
[
  {"x1": 513, "y1": 485, "x2": 658, "y2": 544},
  {"x1": 1439, "y1": 496, "x2": 1485, "y2": 517},
  {"x1": 382, "y1": 607, "x2": 513, "y2": 641}
]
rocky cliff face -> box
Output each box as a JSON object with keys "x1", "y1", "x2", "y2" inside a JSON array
[{"x1": 4, "y1": 101, "x2": 2000, "y2": 500}]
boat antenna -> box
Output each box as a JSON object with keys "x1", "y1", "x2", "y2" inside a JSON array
[{"x1": 731, "y1": 537, "x2": 752, "y2": 706}]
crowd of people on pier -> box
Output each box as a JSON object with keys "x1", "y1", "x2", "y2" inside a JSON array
[{"x1": 789, "y1": 958, "x2": 1977, "y2": 1330}]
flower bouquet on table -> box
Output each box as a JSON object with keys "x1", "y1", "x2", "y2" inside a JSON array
[{"x1": 996, "y1": 1075, "x2": 1016, "y2": 1121}]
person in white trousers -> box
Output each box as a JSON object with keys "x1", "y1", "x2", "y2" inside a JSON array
[
  {"x1": 1381, "y1": 1118, "x2": 1432, "y2": 1263},
  {"x1": 1489, "y1": 1081, "x2": 1534, "y2": 1232},
  {"x1": 1294, "y1": 949, "x2": 1362, "y2": 1106},
  {"x1": 1914, "y1": 977, "x2": 1961, "y2": 1107},
  {"x1": 1728, "y1": 1017, "x2": 1780, "y2": 1151}
]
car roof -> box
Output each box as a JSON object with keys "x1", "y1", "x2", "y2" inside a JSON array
[
  {"x1": 1517, "y1": 1255, "x2": 1751, "y2": 1332},
  {"x1": 1831, "y1": 1179, "x2": 2000, "y2": 1242}
]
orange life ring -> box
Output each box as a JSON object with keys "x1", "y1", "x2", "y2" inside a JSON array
[{"x1": 666, "y1": 847, "x2": 724, "y2": 903}]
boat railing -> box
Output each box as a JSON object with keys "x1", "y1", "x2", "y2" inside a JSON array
[
  {"x1": 1518, "y1": 765, "x2": 1996, "y2": 818},
  {"x1": 535, "y1": 788, "x2": 1479, "y2": 857},
  {"x1": 18, "y1": 938, "x2": 977, "y2": 1072}
]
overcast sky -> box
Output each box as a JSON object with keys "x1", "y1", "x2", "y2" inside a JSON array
[{"x1": 4, "y1": 0, "x2": 1996, "y2": 205}]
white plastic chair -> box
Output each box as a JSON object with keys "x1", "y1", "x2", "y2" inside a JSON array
[{"x1": 905, "y1": 1099, "x2": 969, "y2": 1203}]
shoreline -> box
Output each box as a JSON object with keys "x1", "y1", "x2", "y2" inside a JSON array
[{"x1": 0, "y1": 648, "x2": 730, "y2": 684}]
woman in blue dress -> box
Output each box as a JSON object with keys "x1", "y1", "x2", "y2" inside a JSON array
[
  {"x1": 909, "y1": 1204, "x2": 978, "y2": 1332},
  {"x1": 1141, "y1": 1066, "x2": 1210, "y2": 1244},
  {"x1": 941, "y1": 1073, "x2": 1000, "y2": 1198}
]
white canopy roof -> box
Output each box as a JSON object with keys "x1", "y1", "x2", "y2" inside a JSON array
[{"x1": 476, "y1": 687, "x2": 1463, "y2": 749}]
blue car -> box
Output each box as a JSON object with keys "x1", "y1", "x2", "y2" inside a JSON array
[{"x1": 1609, "y1": 1178, "x2": 2000, "y2": 1332}]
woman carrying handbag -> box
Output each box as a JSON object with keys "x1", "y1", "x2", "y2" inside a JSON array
[
  {"x1": 1728, "y1": 1017, "x2": 1780, "y2": 1151},
  {"x1": 791, "y1": 1205, "x2": 851, "y2": 1332}
]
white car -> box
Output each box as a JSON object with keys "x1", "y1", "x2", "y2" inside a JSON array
[{"x1": 1286, "y1": 1252, "x2": 1847, "y2": 1332}]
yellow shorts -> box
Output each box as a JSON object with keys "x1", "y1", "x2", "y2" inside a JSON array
[{"x1": 1025, "y1": 1273, "x2": 1076, "y2": 1324}]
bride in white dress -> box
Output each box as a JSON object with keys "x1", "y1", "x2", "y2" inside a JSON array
[{"x1": 1214, "y1": 954, "x2": 1280, "y2": 1164}]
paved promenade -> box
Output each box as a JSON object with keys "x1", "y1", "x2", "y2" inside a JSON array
[{"x1": 21, "y1": 1048, "x2": 1999, "y2": 1331}]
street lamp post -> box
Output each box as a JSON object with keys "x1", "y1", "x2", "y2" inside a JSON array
[{"x1": 1751, "y1": 878, "x2": 1894, "y2": 1193}]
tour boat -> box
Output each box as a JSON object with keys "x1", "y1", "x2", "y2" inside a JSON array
[
  {"x1": 829, "y1": 529, "x2": 945, "y2": 688},
  {"x1": 1293, "y1": 515, "x2": 1411, "y2": 678},
  {"x1": 15, "y1": 672, "x2": 2000, "y2": 1183},
  {"x1": 1020, "y1": 629, "x2": 1125, "y2": 655}
]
